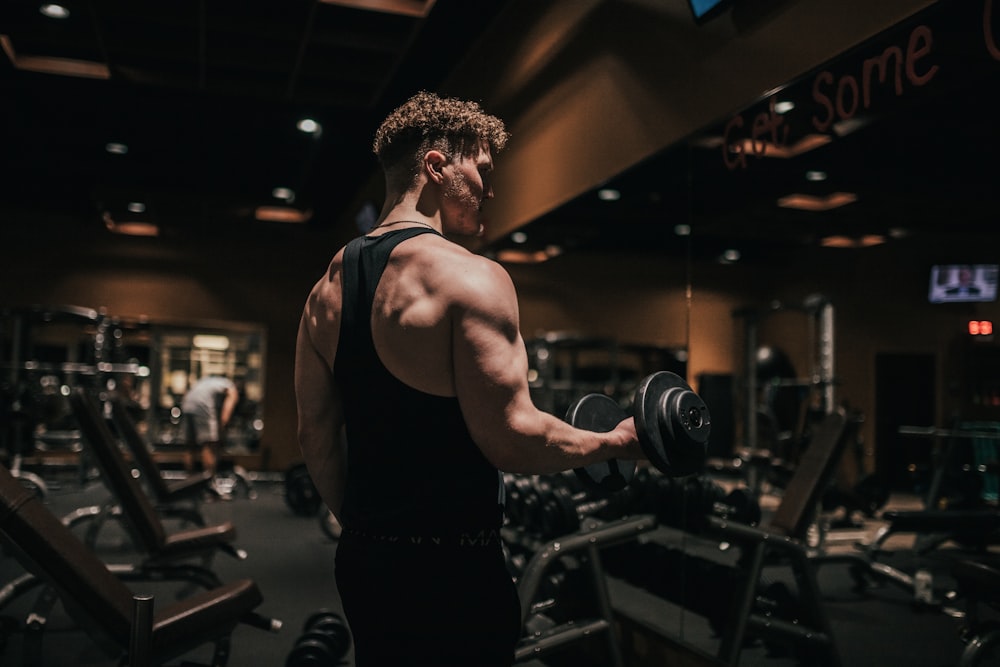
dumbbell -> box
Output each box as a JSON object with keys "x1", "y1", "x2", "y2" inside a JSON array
[
  {"x1": 285, "y1": 463, "x2": 322, "y2": 517},
  {"x1": 640, "y1": 472, "x2": 761, "y2": 533},
  {"x1": 285, "y1": 609, "x2": 351, "y2": 667},
  {"x1": 519, "y1": 475, "x2": 638, "y2": 538},
  {"x1": 570, "y1": 371, "x2": 711, "y2": 492}
]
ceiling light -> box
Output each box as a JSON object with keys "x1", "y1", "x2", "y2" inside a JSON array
[
  {"x1": 832, "y1": 116, "x2": 872, "y2": 137},
  {"x1": 297, "y1": 118, "x2": 322, "y2": 136},
  {"x1": 774, "y1": 100, "x2": 795, "y2": 114},
  {"x1": 820, "y1": 234, "x2": 886, "y2": 248},
  {"x1": 597, "y1": 188, "x2": 620, "y2": 202},
  {"x1": 105, "y1": 142, "x2": 128, "y2": 155},
  {"x1": 272, "y1": 187, "x2": 295, "y2": 202},
  {"x1": 511, "y1": 231, "x2": 527, "y2": 244},
  {"x1": 319, "y1": 0, "x2": 437, "y2": 18},
  {"x1": 674, "y1": 224, "x2": 691, "y2": 237},
  {"x1": 777, "y1": 192, "x2": 857, "y2": 211},
  {"x1": 127, "y1": 202, "x2": 145, "y2": 213},
  {"x1": 103, "y1": 212, "x2": 159, "y2": 237},
  {"x1": 496, "y1": 245, "x2": 562, "y2": 264},
  {"x1": 255, "y1": 206, "x2": 313, "y2": 223},
  {"x1": 192, "y1": 334, "x2": 230, "y2": 351},
  {"x1": 805, "y1": 170, "x2": 827, "y2": 182},
  {"x1": 39, "y1": 4, "x2": 69, "y2": 19},
  {"x1": 1, "y1": 35, "x2": 109, "y2": 79},
  {"x1": 732, "y1": 133, "x2": 832, "y2": 159},
  {"x1": 723, "y1": 248, "x2": 741, "y2": 262}
]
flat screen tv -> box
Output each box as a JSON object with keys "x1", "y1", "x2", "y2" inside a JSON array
[
  {"x1": 686, "y1": 0, "x2": 732, "y2": 23},
  {"x1": 928, "y1": 264, "x2": 999, "y2": 303}
]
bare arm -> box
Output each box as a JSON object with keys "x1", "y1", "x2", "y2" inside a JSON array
[
  {"x1": 219, "y1": 385, "x2": 239, "y2": 428},
  {"x1": 294, "y1": 309, "x2": 347, "y2": 518},
  {"x1": 452, "y1": 259, "x2": 641, "y2": 473}
]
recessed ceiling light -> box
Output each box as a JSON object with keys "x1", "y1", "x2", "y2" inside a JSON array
[
  {"x1": 496, "y1": 245, "x2": 562, "y2": 264},
  {"x1": 597, "y1": 188, "x2": 620, "y2": 202},
  {"x1": 820, "y1": 234, "x2": 887, "y2": 248},
  {"x1": 777, "y1": 192, "x2": 857, "y2": 211},
  {"x1": 805, "y1": 170, "x2": 827, "y2": 182},
  {"x1": 39, "y1": 4, "x2": 70, "y2": 19},
  {"x1": 774, "y1": 100, "x2": 795, "y2": 114},
  {"x1": 674, "y1": 224, "x2": 691, "y2": 237},
  {"x1": 2, "y1": 35, "x2": 109, "y2": 78},
  {"x1": 127, "y1": 202, "x2": 145, "y2": 213},
  {"x1": 255, "y1": 206, "x2": 312, "y2": 223},
  {"x1": 319, "y1": 0, "x2": 437, "y2": 17},
  {"x1": 103, "y1": 212, "x2": 158, "y2": 237},
  {"x1": 272, "y1": 187, "x2": 295, "y2": 201},
  {"x1": 105, "y1": 142, "x2": 128, "y2": 155},
  {"x1": 297, "y1": 119, "x2": 321, "y2": 136},
  {"x1": 733, "y1": 133, "x2": 832, "y2": 159},
  {"x1": 511, "y1": 231, "x2": 527, "y2": 244}
]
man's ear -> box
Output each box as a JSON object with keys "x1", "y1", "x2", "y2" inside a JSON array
[{"x1": 423, "y1": 150, "x2": 448, "y2": 184}]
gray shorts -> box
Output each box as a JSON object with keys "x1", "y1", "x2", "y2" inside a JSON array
[{"x1": 183, "y1": 412, "x2": 221, "y2": 445}]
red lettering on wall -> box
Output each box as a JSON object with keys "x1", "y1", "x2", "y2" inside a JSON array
[
  {"x1": 722, "y1": 99, "x2": 788, "y2": 171},
  {"x1": 722, "y1": 115, "x2": 746, "y2": 170},
  {"x1": 907, "y1": 25, "x2": 937, "y2": 86},
  {"x1": 811, "y1": 23, "x2": 938, "y2": 133}
]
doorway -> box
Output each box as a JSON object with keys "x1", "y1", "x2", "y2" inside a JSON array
[{"x1": 875, "y1": 353, "x2": 936, "y2": 494}]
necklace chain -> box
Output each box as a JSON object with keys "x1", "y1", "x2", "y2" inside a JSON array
[{"x1": 371, "y1": 219, "x2": 437, "y2": 232}]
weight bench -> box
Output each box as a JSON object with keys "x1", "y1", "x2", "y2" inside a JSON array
[
  {"x1": 704, "y1": 408, "x2": 861, "y2": 667},
  {"x1": 66, "y1": 387, "x2": 246, "y2": 580},
  {"x1": 849, "y1": 423, "x2": 1000, "y2": 602},
  {"x1": 108, "y1": 394, "x2": 216, "y2": 526},
  {"x1": 0, "y1": 461, "x2": 280, "y2": 666}
]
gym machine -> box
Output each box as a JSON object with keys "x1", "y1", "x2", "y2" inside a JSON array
[
  {"x1": 733, "y1": 294, "x2": 837, "y2": 466},
  {"x1": 525, "y1": 332, "x2": 687, "y2": 419}
]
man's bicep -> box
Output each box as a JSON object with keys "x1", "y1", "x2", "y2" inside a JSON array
[{"x1": 452, "y1": 267, "x2": 533, "y2": 461}]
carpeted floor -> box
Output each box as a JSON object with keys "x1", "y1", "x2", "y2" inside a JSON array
[{"x1": 0, "y1": 467, "x2": 995, "y2": 666}]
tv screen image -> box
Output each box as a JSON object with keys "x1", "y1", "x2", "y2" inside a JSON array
[
  {"x1": 687, "y1": 0, "x2": 731, "y2": 23},
  {"x1": 929, "y1": 264, "x2": 999, "y2": 303}
]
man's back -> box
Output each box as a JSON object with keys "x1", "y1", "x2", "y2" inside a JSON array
[{"x1": 305, "y1": 229, "x2": 504, "y2": 398}]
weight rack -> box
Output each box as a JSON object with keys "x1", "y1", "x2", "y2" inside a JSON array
[{"x1": 505, "y1": 514, "x2": 657, "y2": 666}]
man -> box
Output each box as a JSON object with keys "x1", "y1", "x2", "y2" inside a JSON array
[
  {"x1": 294, "y1": 91, "x2": 642, "y2": 666},
  {"x1": 181, "y1": 375, "x2": 239, "y2": 478},
  {"x1": 945, "y1": 265, "x2": 982, "y2": 297}
]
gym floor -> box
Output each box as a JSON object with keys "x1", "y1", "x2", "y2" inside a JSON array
[{"x1": 0, "y1": 467, "x2": 994, "y2": 667}]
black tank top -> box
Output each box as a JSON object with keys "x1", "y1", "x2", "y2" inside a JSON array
[{"x1": 333, "y1": 228, "x2": 504, "y2": 536}]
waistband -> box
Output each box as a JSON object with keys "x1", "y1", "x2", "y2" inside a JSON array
[{"x1": 341, "y1": 526, "x2": 503, "y2": 548}]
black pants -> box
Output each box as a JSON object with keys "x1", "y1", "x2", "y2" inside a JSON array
[{"x1": 335, "y1": 531, "x2": 521, "y2": 667}]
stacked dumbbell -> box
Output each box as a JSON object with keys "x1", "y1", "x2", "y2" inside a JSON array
[
  {"x1": 285, "y1": 610, "x2": 351, "y2": 667},
  {"x1": 633, "y1": 467, "x2": 761, "y2": 534},
  {"x1": 504, "y1": 473, "x2": 641, "y2": 540}
]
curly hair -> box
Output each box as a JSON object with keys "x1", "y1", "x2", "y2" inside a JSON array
[{"x1": 372, "y1": 91, "x2": 509, "y2": 184}]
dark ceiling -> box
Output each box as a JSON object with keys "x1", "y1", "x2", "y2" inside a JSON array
[
  {"x1": 0, "y1": 0, "x2": 513, "y2": 241},
  {"x1": 489, "y1": 0, "x2": 1000, "y2": 265},
  {"x1": 2, "y1": 0, "x2": 997, "y2": 267}
]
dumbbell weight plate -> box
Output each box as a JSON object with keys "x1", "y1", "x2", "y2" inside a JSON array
[
  {"x1": 566, "y1": 393, "x2": 637, "y2": 493},
  {"x1": 634, "y1": 371, "x2": 710, "y2": 477}
]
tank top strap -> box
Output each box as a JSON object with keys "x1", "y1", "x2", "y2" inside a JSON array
[{"x1": 339, "y1": 228, "x2": 439, "y2": 345}]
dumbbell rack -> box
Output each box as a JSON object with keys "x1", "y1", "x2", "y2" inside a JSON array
[{"x1": 504, "y1": 514, "x2": 657, "y2": 666}]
